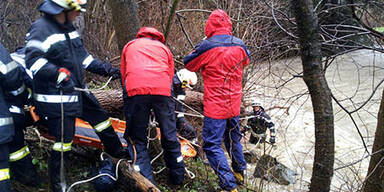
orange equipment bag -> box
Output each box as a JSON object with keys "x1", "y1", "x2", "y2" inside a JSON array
[{"x1": 30, "y1": 107, "x2": 196, "y2": 158}]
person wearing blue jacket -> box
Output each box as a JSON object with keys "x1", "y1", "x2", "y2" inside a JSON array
[
  {"x1": 24, "y1": 0, "x2": 126, "y2": 191},
  {"x1": 184, "y1": 9, "x2": 250, "y2": 192},
  {"x1": 6, "y1": 47, "x2": 41, "y2": 187},
  {"x1": 0, "y1": 43, "x2": 26, "y2": 192}
]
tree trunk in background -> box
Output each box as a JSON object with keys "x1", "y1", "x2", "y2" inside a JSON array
[
  {"x1": 363, "y1": 89, "x2": 384, "y2": 192},
  {"x1": 292, "y1": 1, "x2": 335, "y2": 192},
  {"x1": 108, "y1": 0, "x2": 140, "y2": 52}
]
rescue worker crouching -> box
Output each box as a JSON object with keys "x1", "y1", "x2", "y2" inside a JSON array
[
  {"x1": 245, "y1": 100, "x2": 276, "y2": 145},
  {"x1": 7, "y1": 47, "x2": 41, "y2": 187},
  {"x1": 121, "y1": 27, "x2": 185, "y2": 185},
  {"x1": 0, "y1": 43, "x2": 29, "y2": 192},
  {"x1": 172, "y1": 68, "x2": 198, "y2": 142},
  {"x1": 24, "y1": 0, "x2": 127, "y2": 191},
  {"x1": 184, "y1": 9, "x2": 250, "y2": 192}
]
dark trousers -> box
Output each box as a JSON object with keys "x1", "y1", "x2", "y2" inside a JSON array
[
  {"x1": 203, "y1": 116, "x2": 247, "y2": 191},
  {"x1": 9, "y1": 112, "x2": 40, "y2": 186},
  {"x1": 124, "y1": 95, "x2": 185, "y2": 185},
  {"x1": 0, "y1": 143, "x2": 10, "y2": 192},
  {"x1": 79, "y1": 93, "x2": 124, "y2": 157},
  {"x1": 40, "y1": 93, "x2": 123, "y2": 191}
]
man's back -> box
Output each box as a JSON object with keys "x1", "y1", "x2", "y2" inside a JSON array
[{"x1": 121, "y1": 27, "x2": 174, "y2": 97}]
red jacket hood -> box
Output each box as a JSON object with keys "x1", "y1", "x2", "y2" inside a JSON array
[
  {"x1": 136, "y1": 27, "x2": 166, "y2": 44},
  {"x1": 205, "y1": 9, "x2": 232, "y2": 38}
]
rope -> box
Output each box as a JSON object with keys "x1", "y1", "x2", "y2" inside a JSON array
[
  {"x1": 172, "y1": 96, "x2": 204, "y2": 118},
  {"x1": 175, "y1": 111, "x2": 204, "y2": 118},
  {"x1": 59, "y1": 89, "x2": 67, "y2": 192},
  {"x1": 74, "y1": 76, "x2": 113, "y2": 92},
  {"x1": 66, "y1": 152, "x2": 131, "y2": 192},
  {"x1": 150, "y1": 149, "x2": 164, "y2": 165}
]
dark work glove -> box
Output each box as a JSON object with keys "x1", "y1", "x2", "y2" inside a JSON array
[
  {"x1": 58, "y1": 78, "x2": 75, "y2": 92},
  {"x1": 109, "y1": 68, "x2": 121, "y2": 80},
  {"x1": 269, "y1": 136, "x2": 276, "y2": 144},
  {"x1": 241, "y1": 125, "x2": 251, "y2": 134}
]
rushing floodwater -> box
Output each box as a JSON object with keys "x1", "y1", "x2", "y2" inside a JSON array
[{"x1": 242, "y1": 49, "x2": 384, "y2": 191}]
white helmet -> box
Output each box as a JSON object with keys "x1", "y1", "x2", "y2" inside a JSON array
[
  {"x1": 177, "y1": 69, "x2": 198, "y2": 88},
  {"x1": 251, "y1": 99, "x2": 263, "y2": 107}
]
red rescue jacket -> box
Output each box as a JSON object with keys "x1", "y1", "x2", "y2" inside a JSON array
[
  {"x1": 121, "y1": 27, "x2": 174, "y2": 97},
  {"x1": 184, "y1": 10, "x2": 250, "y2": 119}
]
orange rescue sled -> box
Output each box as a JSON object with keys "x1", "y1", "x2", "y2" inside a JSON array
[{"x1": 30, "y1": 107, "x2": 196, "y2": 158}]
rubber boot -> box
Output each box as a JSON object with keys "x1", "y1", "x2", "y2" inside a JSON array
[{"x1": 97, "y1": 126, "x2": 129, "y2": 158}]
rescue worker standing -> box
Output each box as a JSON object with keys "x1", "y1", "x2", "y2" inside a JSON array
[
  {"x1": 184, "y1": 9, "x2": 250, "y2": 192},
  {"x1": 172, "y1": 69, "x2": 198, "y2": 141},
  {"x1": 0, "y1": 43, "x2": 26, "y2": 192},
  {"x1": 25, "y1": 0, "x2": 125, "y2": 191},
  {"x1": 121, "y1": 27, "x2": 185, "y2": 185},
  {"x1": 246, "y1": 100, "x2": 276, "y2": 145},
  {"x1": 7, "y1": 48, "x2": 41, "y2": 187}
]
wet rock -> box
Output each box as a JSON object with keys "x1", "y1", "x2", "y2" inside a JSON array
[{"x1": 253, "y1": 154, "x2": 297, "y2": 185}]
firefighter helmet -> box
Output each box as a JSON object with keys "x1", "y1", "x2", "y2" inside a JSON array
[{"x1": 39, "y1": 0, "x2": 87, "y2": 15}]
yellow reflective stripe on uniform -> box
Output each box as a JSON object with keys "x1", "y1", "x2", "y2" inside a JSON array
[
  {"x1": 0, "y1": 168, "x2": 10, "y2": 181},
  {"x1": 52, "y1": 141, "x2": 73, "y2": 152},
  {"x1": 0, "y1": 60, "x2": 18, "y2": 75},
  {"x1": 9, "y1": 146, "x2": 30, "y2": 162},
  {"x1": 0, "y1": 117, "x2": 13, "y2": 127},
  {"x1": 94, "y1": 118, "x2": 111, "y2": 133}
]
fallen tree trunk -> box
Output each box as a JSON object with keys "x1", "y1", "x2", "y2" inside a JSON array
[
  {"x1": 110, "y1": 157, "x2": 161, "y2": 192},
  {"x1": 92, "y1": 90, "x2": 204, "y2": 118}
]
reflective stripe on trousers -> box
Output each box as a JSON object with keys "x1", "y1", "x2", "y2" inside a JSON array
[
  {"x1": 52, "y1": 141, "x2": 73, "y2": 152},
  {"x1": 9, "y1": 146, "x2": 30, "y2": 162},
  {"x1": 0, "y1": 168, "x2": 10, "y2": 181}
]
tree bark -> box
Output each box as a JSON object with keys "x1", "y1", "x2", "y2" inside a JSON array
[
  {"x1": 363, "y1": 88, "x2": 384, "y2": 192},
  {"x1": 110, "y1": 157, "x2": 161, "y2": 192},
  {"x1": 292, "y1": 1, "x2": 335, "y2": 192},
  {"x1": 108, "y1": 0, "x2": 140, "y2": 52},
  {"x1": 92, "y1": 90, "x2": 204, "y2": 117}
]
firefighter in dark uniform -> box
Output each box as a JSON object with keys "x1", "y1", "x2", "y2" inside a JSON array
[
  {"x1": 246, "y1": 100, "x2": 276, "y2": 145},
  {"x1": 6, "y1": 48, "x2": 41, "y2": 187},
  {"x1": 24, "y1": 0, "x2": 126, "y2": 191},
  {"x1": 172, "y1": 69, "x2": 198, "y2": 142},
  {"x1": 0, "y1": 43, "x2": 26, "y2": 192}
]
